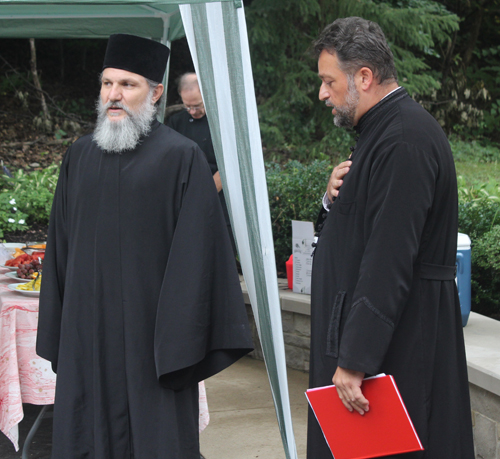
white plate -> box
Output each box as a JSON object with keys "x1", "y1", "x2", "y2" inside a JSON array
[
  {"x1": 7, "y1": 283, "x2": 40, "y2": 296},
  {"x1": 4, "y1": 271, "x2": 31, "y2": 283},
  {"x1": 0, "y1": 264, "x2": 19, "y2": 271},
  {"x1": 2, "y1": 243, "x2": 25, "y2": 249}
]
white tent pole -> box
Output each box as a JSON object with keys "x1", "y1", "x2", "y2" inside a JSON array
[
  {"x1": 179, "y1": 4, "x2": 298, "y2": 459},
  {"x1": 152, "y1": 9, "x2": 171, "y2": 123}
]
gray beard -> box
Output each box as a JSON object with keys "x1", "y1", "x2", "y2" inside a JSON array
[
  {"x1": 93, "y1": 91, "x2": 157, "y2": 154},
  {"x1": 332, "y1": 75, "x2": 359, "y2": 129}
]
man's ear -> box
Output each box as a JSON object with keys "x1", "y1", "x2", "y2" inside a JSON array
[
  {"x1": 152, "y1": 84, "x2": 164, "y2": 104},
  {"x1": 357, "y1": 67, "x2": 374, "y2": 91}
]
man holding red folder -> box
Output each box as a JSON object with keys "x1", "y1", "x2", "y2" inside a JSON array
[{"x1": 308, "y1": 17, "x2": 474, "y2": 459}]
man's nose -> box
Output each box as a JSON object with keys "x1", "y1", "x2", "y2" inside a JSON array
[
  {"x1": 319, "y1": 83, "x2": 328, "y2": 101},
  {"x1": 108, "y1": 84, "x2": 122, "y2": 101}
]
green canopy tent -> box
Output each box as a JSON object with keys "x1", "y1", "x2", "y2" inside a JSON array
[{"x1": 0, "y1": 2, "x2": 299, "y2": 458}]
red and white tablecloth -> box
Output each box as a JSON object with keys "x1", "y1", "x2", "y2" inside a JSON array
[
  {"x1": 0, "y1": 266, "x2": 55, "y2": 451},
  {"x1": 0, "y1": 267, "x2": 208, "y2": 452}
]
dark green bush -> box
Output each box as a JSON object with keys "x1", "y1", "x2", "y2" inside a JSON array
[
  {"x1": 457, "y1": 194, "x2": 500, "y2": 318},
  {"x1": 458, "y1": 198, "x2": 500, "y2": 240},
  {"x1": 0, "y1": 165, "x2": 59, "y2": 237},
  {"x1": 471, "y1": 225, "x2": 500, "y2": 317},
  {"x1": 266, "y1": 160, "x2": 331, "y2": 274}
]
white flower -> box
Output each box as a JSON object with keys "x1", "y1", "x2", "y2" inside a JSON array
[
  {"x1": 18, "y1": 219, "x2": 25, "y2": 225},
  {"x1": 13, "y1": 207, "x2": 17, "y2": 211},
  {"x1": 8, "y1": 218, "x2": 15, "y2": 223},
  {"x1": 9, "y1": 199, "x2": 16, "y2": 205}
]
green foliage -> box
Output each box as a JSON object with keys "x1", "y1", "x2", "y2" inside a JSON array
[
  {"x1": 61, "y1": 97, "x2": 95, "y2": 119},
  {"x1": 0, "y1": 71, "x2": 28, "y2": 96},
  {"x1": 470, "y1": 225, "x2": 500, "y2": 317},
  {"x1": 452, "y1": 138, "x2": 500, "y2": 164},
  {"x1": 246, "y1": 0, "x2": 335, "y2": 158},
  {"x1": 246, "y1": 0, "x2": 461, "y2": 160},
  {"x1": 457, "y1": 176, "x2": 500, "y2": 317},
  {"x1": 0, "y1": 194, "x2": 29, "y2": 239},
  {"x1": 458, "y1": 197, "x2": 500, "y2": 241},
  {"x1": 54, "y1": 129, "x2": 67, "y2": 140},
  {"x1": 339, "y1": 0, "x2": 459, "y2": 96},
  {"x1": 266, "y1": 160, "x2": 331, "y2": 273},
  {"x1": 1, "y1": 165, "x2": 59, "y2": 231}
]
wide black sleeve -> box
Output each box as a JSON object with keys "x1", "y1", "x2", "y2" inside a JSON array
[
  {"x1": 36, "y1": 146, "x2": 71, "y2": 372},
  {"x1": 154, "y1": 149, "x2": 253, "y2": 390},
  {"x1": 338, "y1": 143, "x2": 438, "y2": 375}
]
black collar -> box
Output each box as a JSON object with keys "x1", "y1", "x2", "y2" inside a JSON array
[{"x1": 355, "y1": 87, "x2": 408, "y2": 134}]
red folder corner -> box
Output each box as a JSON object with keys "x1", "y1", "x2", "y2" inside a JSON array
[{"x1": 306, "y1": 375, "x2": 424, "y2": 459}]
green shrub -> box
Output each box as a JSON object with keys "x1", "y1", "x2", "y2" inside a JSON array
[
  {"x1": 458, "y1": 198, "x2": 500, "y2": 241},
  {"x1": 0, "y1": 165, "x2": 59, "y2": 238},
  {"x1": 0, "y1": 194, "x2": 29, "y2": 238},
  {"x1": 451, "y1": 138, "x2": 500, "y2": 163},
  {"x1": 266, "y1": 160, "x2": 331, "y2": 273},
  {"x1": 471, "y1": 225, "x2": 500, "y2": 317}
]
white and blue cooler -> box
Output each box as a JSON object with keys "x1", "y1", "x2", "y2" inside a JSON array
[{"x1": 456, "y1": 233, "x2": 472, "y2": 327}]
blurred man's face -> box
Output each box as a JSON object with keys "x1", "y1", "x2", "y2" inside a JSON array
[
  {"x1": 100, "y1": 68, "x2": 157, "y2": 122},
  {"x1": 180, "y1": 87, "x2": 206, "y2": 119},
  {"x1": 318, "y1": 50, "x2": 360, "y2": 129}
]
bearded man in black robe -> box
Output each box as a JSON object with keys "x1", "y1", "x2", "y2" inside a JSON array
[
  {"x1": 36, "y1": 34, "x2": 253, "y2": 459},
  {"x1": 307, "y1": 17, "x2": 474, "y2": 459}
]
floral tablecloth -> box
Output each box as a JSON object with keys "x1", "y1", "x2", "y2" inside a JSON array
[
  {"x1": 0, "y1": 266, "x2": 55, "y2": 451},
  {"x1": 0, "y1": 266, "x2": 209, "y2": 452}
]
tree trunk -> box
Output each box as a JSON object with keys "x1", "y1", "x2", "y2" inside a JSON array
[
  {"x1": 441, "y1": 30, "x2": 458, "y2": 84},
  {"x1": 29, "y1": 38, "x2": 50, "y2": 122}
]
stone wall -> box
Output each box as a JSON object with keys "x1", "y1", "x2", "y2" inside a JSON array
[
  {"x1": 470, "y1": 384, "x2": 500, "y2": 459},
  {"x1": 246, "y1": 305, "x2": 310, "y2": 372}
]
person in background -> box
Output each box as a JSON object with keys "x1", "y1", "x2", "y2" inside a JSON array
[
  {"x1": 166, "y1": 73, "x2": 236, "y2": 254},
  {"x1": 37, "y1": 34, "x2": 252, "y2": 459},
  {"x1": 308, "y1": 17, "x2": 474, "y2": 459}
]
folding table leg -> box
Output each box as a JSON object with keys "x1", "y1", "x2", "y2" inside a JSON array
[{"x1": 21, "y1": 405, "x2": 51, "y2": 459}]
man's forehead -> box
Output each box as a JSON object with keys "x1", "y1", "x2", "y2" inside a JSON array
[
  {"x1": 318, "y1": 49, "x2": 343, "y2": 78},
  {"x1": 102, "y1": 67, "x2": 147, "y2": 83},
  {"x1": 180, "y1": 87, "x2": 203, "y2": 102}
]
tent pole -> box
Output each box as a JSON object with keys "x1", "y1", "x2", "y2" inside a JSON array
[{"x1": 140, "y1": 5, "x2": 172, "y2": 124}]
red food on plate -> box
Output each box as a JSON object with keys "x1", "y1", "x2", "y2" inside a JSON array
[{"x1": 5, "y1": 254, "x2": 30, "y2": 266}]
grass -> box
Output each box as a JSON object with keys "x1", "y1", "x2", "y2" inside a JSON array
[
  {"x1": 455, "y1": 160, "x2": 500, "y2": 185},
  {"x1": 451, "y1": 138, "x2": 500, "y2": 187}
]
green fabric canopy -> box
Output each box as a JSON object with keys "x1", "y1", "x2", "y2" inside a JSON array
[{"x1": 0, "y1": 0, "x2": 241, "y2": 40}]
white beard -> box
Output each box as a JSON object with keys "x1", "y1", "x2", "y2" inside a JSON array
[{"x1": 93, "y1": 91, "x2": 157, "y2": 154}]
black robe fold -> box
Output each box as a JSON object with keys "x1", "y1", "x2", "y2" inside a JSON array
[
  {"x1": 308, "y1": 89, "x2": 474, "y2": 459},
  {"x1": 36, "y1": 120, "x2": 253, "y2": 459}
]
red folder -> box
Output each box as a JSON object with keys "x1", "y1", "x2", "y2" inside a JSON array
[{"x1": 306, "y1": 375, "x2": 424, "y2": 459}]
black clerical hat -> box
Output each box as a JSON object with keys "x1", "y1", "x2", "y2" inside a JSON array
[{"x1": 102, "y1": 34, "x2": 170, "y2": 83}]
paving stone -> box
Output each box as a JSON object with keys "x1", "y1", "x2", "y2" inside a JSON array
[{"x1": 473, "y1": 412, "x2": 498, "y2": 459}]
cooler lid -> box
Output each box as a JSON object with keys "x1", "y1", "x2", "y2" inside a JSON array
[{"x1": 457, "y1": 232, "x2": 471, "y2": 250}]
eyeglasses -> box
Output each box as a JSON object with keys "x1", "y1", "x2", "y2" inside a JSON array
[{"x1": 183, "y1": 103, "x2": 204, "y2": 112}]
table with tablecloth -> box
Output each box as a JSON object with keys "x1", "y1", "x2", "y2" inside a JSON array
[
  {"x1": 0, "y1": 266, "x2": 209, "y2": 452},
  {"x1": 0, "y1": 266, "x2": 55, "y2": 451}
]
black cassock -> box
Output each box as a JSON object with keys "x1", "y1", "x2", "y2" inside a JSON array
[
  {"x1": 166, "y1": 110, "x2": 234, "y2": 251},
  {"x1": 36, "y1": 120, "x2": 253, "y2": 459},
  {"x1": 308, "y1": 89, "x2": 474, "y2": 459}
]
